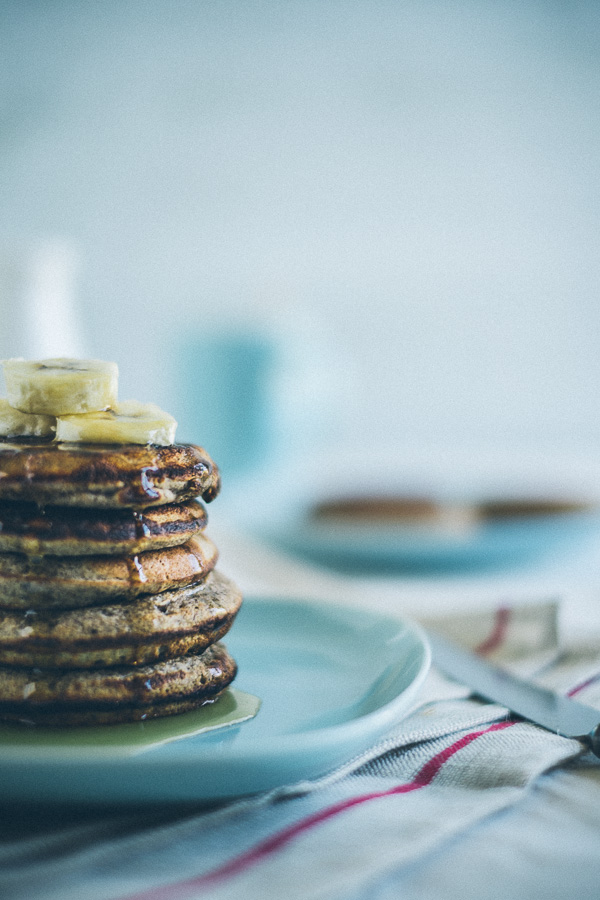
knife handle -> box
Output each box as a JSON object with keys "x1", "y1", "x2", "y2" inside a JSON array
[{"x1": 589, "y1": 724, "x2": 600, "y2": 758}]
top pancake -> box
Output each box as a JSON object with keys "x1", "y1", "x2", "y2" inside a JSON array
[{"x1": 0, "y1": 440, "x2": 220, "y2": 508}]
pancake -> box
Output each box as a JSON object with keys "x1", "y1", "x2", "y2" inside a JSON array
[
  {"x1": 0, "y1": 440, "x2": 220, "y2": 508},
  {"x1": 0, "y1": 533, "x2": 219, "y2": 609},
  {"x1": 0, "y1": 498, "x2": 207, "y2": 556},
  {"x1": 0, "y1": 570, "x2": 242, "y2": 668},
  {"x1": 0, "y1": 641, "x2": 236, "y2": 725}
]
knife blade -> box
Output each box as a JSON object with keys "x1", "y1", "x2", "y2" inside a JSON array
[{"x1": 427, "y1": 630, "x2": 600, "y2": 757}]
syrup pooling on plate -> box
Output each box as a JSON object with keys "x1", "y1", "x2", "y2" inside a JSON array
[
  {"x1": 0, "y1": 641, "x2": 239, "y2": 724},
  {"x1": 0, "y1": 689, "x2": 261, "y2": 751}
]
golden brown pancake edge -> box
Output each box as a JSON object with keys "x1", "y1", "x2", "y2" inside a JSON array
[
  {"x1": 0, "y1": 533, "x2": 219, "y2": 608},
  {"x1": 0, "y1": 642, "x2": 237, "y2": 725},
  {"x1": 0, "y1": 570, "x2": 242, "y2": 668},
  {"x1": 0, "y1": 498, "x2": 208, "y2": 556},
  {"x1": 0, "y1": 440, "x2": 220, "y2": 508}
]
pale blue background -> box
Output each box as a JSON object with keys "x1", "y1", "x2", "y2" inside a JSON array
[{"x1": 1, "y1": 0, "x2": 599, "y2": 470}]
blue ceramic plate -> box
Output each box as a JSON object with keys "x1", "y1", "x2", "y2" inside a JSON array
[
  {"x1": 242, "y1": 448, "x2": 600, "y2": 574},
  {"x1": 263, "y1": 508, "x2": 600, "y2": 574},
  {"x1": 0, "y1": 596, "x2": 430, "y2": 804}
]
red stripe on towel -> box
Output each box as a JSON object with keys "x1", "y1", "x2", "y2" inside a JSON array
[
  {"x1": 475, "y1": 606, "x2": 511, "y2": 655},
  {"x1": 567, "y1": 673, "x2": 600, "y2": 697},
  {"x1": 119, "y1": 720, "x2": 514, "y2": 900}
]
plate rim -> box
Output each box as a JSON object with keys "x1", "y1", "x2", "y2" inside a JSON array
[
  {"x1": 0, "y1": 596, "x2": 431, "y2": 761},
  {"x1": 0, "y1": 595, "x2": 431, "y2": 800}
]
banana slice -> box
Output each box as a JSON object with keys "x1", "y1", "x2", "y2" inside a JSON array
[
  {"x1": 0, "y1": 398, "x2": 56, "y2": 438},
  {"x1": 2, "y1": 358, "x2": 118, "y2": 416},
  {"x1": 55, "y1": 400, "x2": 177, "y2": 445}
]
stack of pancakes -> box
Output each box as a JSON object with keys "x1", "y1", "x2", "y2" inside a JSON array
[{"x1": 0, "y1": 440, "x2": 242, "y2": 726}]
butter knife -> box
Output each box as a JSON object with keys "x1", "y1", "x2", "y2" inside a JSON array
[{"x1": 427, "y1": 630, "x2": 600, "y2": 757}]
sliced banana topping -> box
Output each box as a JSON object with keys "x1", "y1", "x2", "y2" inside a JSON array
[
  {"x1": 2, "y1": 358, "x2": 118, "y2": 416},
  {"x1": 0, "y1": 398, "x2": 56, "y2": 438},
  {"x1": 55, "y1": 400, "x2": 177, "y2": 445}
]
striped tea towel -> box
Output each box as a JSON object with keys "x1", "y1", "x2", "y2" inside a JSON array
[{"x1": 1, "y1": 595, "x2": 598, "y2": 900}]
